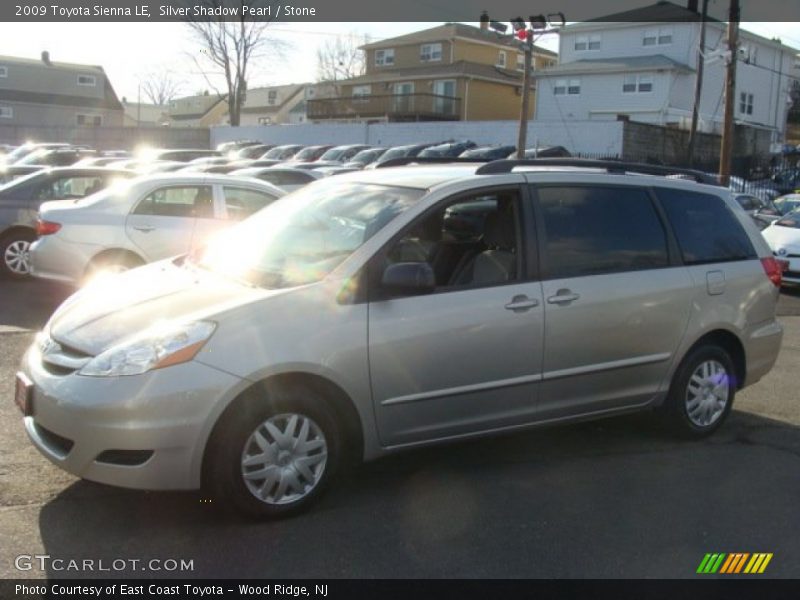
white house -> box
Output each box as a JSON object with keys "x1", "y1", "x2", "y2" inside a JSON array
[{"x1": 534, "y1": 1, "x2": 798, "y2": 145}]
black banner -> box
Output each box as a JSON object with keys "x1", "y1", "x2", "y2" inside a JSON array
[{"x1": 1, "y1": 0, "x2": 799, "y2": 22}]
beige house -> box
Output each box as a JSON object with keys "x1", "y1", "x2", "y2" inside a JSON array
[
  {"x1": 307, "y1": 23, "x2": 557, "y2": 123},
  {"x1": 167, "y1": 93, "x2": 227, "y2": 128},
  {"x1": 122, "y1": 99, "x2": 169, "y2": 127},
  {"x1": 0, "y1": 52, "x2": 123, "y2": 128},
  {"x1": 239, "y1": 84, "x2": 306, "y2": 126}
]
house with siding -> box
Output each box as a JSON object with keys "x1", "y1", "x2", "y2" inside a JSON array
[
  {"x1": 167, "y1": 93, "x2": 227, "y2": 128},
  {"x1": 239, "y1": 84, "x2": 307, "y2": 126},
  {"x1": 534, "y1": 1, "x2": 797, "y2": 145},
  {"x1": 0, "y1": 52, "x2": 123, "y2": 128},
  {"x1": 307, "y1": 22, "x2": 557, "y2": 123}
]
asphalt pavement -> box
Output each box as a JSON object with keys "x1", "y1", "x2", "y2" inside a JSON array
[{"x1": 0, "y1": 279, "x2": 799, "y2": 579}]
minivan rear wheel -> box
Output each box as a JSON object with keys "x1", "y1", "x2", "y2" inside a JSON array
[
  {"x1": 663, "y1": 345, "x2": 736, "y2": 438},
  {"x1": 205, "y1": 383, "x2": 342, "y2": 519}
]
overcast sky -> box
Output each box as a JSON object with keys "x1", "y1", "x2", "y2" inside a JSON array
[{"x1": 0, "y1": 21, "x2": 796, "y2": 103}]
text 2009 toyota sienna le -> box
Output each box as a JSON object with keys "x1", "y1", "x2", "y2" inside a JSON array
[{"x1": 16, "y1": 160, "x2": 783, "y2": 518}]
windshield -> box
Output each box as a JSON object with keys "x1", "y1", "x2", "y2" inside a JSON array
[
  {"x1": 196, "y1": 180, "x2": 423, "y2": 289},
  {"x1": 294, "y1": 146, "x2": 325, "y2": 160},
  {"x1": 320, "y1": 147, "x2": 347, "y2": 161},
  {"x1": 350, "y1": 148, "x2": 385, "y2": 164},
  {"x1": 776, "y1": 210, "x2": 800, "y2": 229},
  {"x1": 379, "y1": 146, "x2": 414, "y2": 162},
  {"x1": 774, "y1": 196, "x2": 800, "y2": 215}
]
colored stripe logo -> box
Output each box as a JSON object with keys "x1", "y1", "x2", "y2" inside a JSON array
[{"x1": 697, "y1": 553, "x2": 773, "y2": 574}]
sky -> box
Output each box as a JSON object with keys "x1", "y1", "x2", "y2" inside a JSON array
[{"x1": 0, "y1": 21, "x2": 797, "y2": 103}]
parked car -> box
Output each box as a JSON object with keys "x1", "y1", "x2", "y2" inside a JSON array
[
  {"x1": 418, "y1": 140, "x2": 477, "y2": 158},
  {"x1": 460, "y1": 145, "x2": 516, "y2": 160},
  {"x1": 761, "y1": 209, "x2": 800, "y2": 285},
  {"x1": 0, "y1": 165, "x2": 43, "y2": 186},
  {"x1": 282, "y1": 145, "x2": 334, "y2": 164},
  {"x1": 74, "y1": 156, "x2": 131, "y2": 168},
  {"x1": 343, "y1": 147, "x2": 387, "y2": 169},
  {"x1": 261, "y1": 145, "x2": 305, "y2": 161},
  {"x1": 0, "y1": 167, "x2": 134, "y2": 277},
  {"x1": 1, "y1": 142, "x2": 70, "y2": 165},
  {"x1": 316, "y1": 145, "x2": 371, "y2": 164},
  {"x1": 510, "y1": 146, "x2": 573, "y2": 159},
  {"x1": 230, "y1": 167, "x2": 323, "y2": 192},
  {"x1": 139, "y1": 149, "x2": 221, "y2": 163},
  {"x1": 369, "y1": 143, "x2": 439, "y2": 168},
  {"x1": 29, "y1": 173, "x2": 285, "y2": 284},
  {"x1": 18, "y1": 160, "x2": 782, "y2": 520},
  {"x1": 15, "y1": 147, "x2": 97, "y2": 167},
  {"x1": 216, "y1": 140, "x2": 262, "y2": 153},
  {"x1": 231, "y1": 144, "x2": 275, "y2": 160},
  {"x1": 770, "y1": 168, "x2": 800, "y2": 195},
  {"x1": 733, "y1": 193, "x2": 774, "y2": 230}
]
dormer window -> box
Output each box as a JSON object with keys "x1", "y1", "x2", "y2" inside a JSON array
[
  {"x1": 420, "y1": 43, "x2": 442, "y2": 62},
  {"x1": 375, "y1": 49, "x2": 395, "y2": 67},
  {"x1": 77, "y1": 74, "x2": 96, "y2": 87}
]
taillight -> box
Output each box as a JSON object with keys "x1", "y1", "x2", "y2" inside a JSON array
[
  {"x1": 35, "y1": 219, "x2": 61, "y2": 236},
  {"x1": 760, "y1": 257, "x2": 783, "y2": 288}
]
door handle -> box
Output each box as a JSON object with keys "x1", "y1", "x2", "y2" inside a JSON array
[
  {"x1": 547, "y1": 290, "x2": 580, "y2": 305},
  {"x1": 133, "y1": 225, "x2": 155, "y2": 233},
  {"x1": 504, "y1": 295, "x2": 539, "y2": 312}
]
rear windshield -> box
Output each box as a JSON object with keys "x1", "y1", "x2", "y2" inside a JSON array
[{"x1": 655, "y1": 188, "x2": 756, "y2": 265}]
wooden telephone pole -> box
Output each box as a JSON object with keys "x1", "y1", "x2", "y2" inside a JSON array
[
  {"x1": 718, "y1": 0, "x2": 740, "y2": 186},
  {"x1": 686, "y1": 0, "x2": 709, "y2": 166},
  {"x1": 516, "y1": 33, "x2": 533, "y2": 159}
]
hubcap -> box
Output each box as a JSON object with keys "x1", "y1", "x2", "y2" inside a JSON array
[
  {"x1": 4, "y1": 240, "x2": 31, "y2": 275},
  {"x1": 241, "y1": 413, "x2": 328, "y2": 505},
  {"x1": 685, "y1": 359, "x2": 730, "y2": 427}
]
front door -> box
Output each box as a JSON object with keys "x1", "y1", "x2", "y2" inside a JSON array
[{"x1": 368, "y1": 188, "x2": 545, "y2": 447}]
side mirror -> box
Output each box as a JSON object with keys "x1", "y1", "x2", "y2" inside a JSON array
[{"x1": 381, "y1": 262, "x2": 436, "y2": 294}]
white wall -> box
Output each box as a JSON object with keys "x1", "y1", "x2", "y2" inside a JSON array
[{"x1": 211, "y1": 120, "x2": 625, "y2": 156}]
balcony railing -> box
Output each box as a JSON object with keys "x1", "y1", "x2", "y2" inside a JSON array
[{"x1": 307, "y1": 93, "x2": 462, "y2": 121}]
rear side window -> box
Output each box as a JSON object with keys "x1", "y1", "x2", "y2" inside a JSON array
[
  {"x1": 133, "y1": 185, "x2": 213, "y2": 218},
  {"x1": 538, "y1": 186, "x2": 669, "y2": 279},
  {"x1": 655, "y1": 188, "x2": 756, "y2": 265},
  {"x1": 223, "y1": 186, "x2": 279, "y2": 220}
]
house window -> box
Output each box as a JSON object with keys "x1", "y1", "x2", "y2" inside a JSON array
[
  {"x1": 740, "y1": 44, "x2": 758, "y2": 65},
  {"x1": 77, "y1": 75, "x2": 96, "y2": 86},
  {"x1": 575, "y1": 35, "x2": 601, "y2": 51},
  {"x1": 554, "y1": 79, "x2": 567, "y2": 95},
  {"x1": 258, "y1": 117, "x2": 272, "y2": 125},
  {"x1": 739, "y1": 92, "x2": 754, "y2": 115},
  {"x1": 516, "y1": 54, "x2": 525, "y2": 71},
  {"x1": 644, "y1": 27, "x2": 672, "y2": 46},
  {"x1": 352, "y1": 85, "x2": 371, "y2": 102},
  {"x1": 0, "y1": 66, "x2": 7, "y2": 78},
  {"x1": 624, "y1": 74, "x2": 653, "y2": 93},
  {"x1": 567, "y1": 79, "x2": 581, "y2": 95},
  {"x1": 420, "y1": 43, "x2": 442, "y2": 62},
  {"x1": 496, "y1": 51, "x2": 507, "y2": 68},
  {"x1": 0, "y1": 106, "x2": 13, "y2": 119},
  {"x1": 76, "y1": 114, "x2": 102, "y2": 126},
  {"x1": 267, "y1": 90, "x2": 277, "y2": 105},
  {"x1": 375, "y1": 49, "x2": 395, "y2": 66}
]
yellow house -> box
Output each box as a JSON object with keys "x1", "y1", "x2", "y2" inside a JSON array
[{"x1": 307, "y1": 23, "x2": 557, "y2": 123}]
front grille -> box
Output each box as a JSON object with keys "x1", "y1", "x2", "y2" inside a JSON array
[
  {"x1": 33, "y1": 422, "x2": 74, "y2": 457},
  {"x1": 95, "y1": 450, "x2": 154, "y2": 466}
]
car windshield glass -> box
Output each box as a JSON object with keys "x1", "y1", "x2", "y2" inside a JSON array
[
  {"x1": 320, "y1": 147, "x2": 346, "y2": 161},
  {"x1": 293, "y1": 147, "x2": 321, "y2": 160},
  {"x1": 195, "y1": 181, "x2": 423, "y2": 289},
  {"x1": 776, "y1": 210, "x2": 800, "y2": 228},
  {"x1": 380, "y1": 147, "x2": 413, "y2": 161},
  {"x1": 774, "y1": 197, "x2": 800, "y2": 215},
  {"x1": 351, "y1": 148, "x2": 384, "y2": 163}
]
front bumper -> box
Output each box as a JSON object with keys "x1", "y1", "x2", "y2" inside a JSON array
[{"x1": 19, "y1": 343, "x2": 244, "y2": 490}]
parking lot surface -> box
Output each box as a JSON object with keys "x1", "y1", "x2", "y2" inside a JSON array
[{"x1": 1, "y1": 280, "x2": 799, "y2": 578}]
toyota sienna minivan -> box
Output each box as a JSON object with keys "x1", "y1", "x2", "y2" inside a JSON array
[{"x1": 16, "y1": 159, "x2": 784, "y2": 518}]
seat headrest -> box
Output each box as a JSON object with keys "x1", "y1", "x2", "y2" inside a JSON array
[{"x1": 483, "y1": 210, "x2": 515, "y2": 250}]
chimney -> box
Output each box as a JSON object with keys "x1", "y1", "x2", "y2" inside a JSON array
[
  {"x1": 480, "y1": 11, "x2": 489, "y2": 31},
  {"x1": 41, "y1": 51, "x2": 51, "y2": 65},
  {"x1": 687, "y1": 0, "x2": 699, "y2": 12}
]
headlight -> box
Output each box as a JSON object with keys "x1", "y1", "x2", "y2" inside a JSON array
[{"x1": 79, "y1": 321, "x2": 216, "y2": 377}]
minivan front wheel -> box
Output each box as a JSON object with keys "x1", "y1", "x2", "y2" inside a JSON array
[
  {"x1": 663, "y1": 345, "x2": 736, "y2": 438},
  {"x1": 206, "y1": 384, "x2": 342, "y2": 519}
]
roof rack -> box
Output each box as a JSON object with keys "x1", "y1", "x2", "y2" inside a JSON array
[
  {"x1": 375, "y1": 157, "x2": 491, "y2": 169},
  {"x1": 474, "y1": 158, "x2": 721, "y2": 185}
]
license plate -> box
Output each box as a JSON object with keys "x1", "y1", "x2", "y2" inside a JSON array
[{"x1": 14, "y1": 372, "x2": 33, "y2": 416}]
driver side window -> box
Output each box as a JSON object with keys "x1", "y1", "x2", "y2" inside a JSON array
[{"x1": 384, "y1": 189, "x2": 522, "y2": 292}]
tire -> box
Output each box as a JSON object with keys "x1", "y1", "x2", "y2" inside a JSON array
[
  {"x1": 662, "y1": 344, "x2": 736, "y2": 438},
  {"x1": 83, "y1": 251, "x2": 144, "y2": 283},
  {"x1": 0, "y1": 229, "x2": 36, "y2": 279},
  {"x1": 204, "y1": 383, "x2": 342, "y2": 520}
]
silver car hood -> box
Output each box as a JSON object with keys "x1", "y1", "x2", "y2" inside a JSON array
[{"x1": 47, "y1": 260, "x2": 271, "y2": 356}]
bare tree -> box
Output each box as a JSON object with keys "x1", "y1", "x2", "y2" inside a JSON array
[
  {"x1": 140, "y1": 70, "x2": 184, "y2": 106},
  {"x1": 184, "y1": 1, "x2": 288, "y2": 126},
  {"x1": 316, "y1": 33, "x2": 368, "y2": 93}
]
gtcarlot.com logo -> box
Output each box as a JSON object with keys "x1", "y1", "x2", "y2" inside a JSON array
[{"x1": 697, "y1": 553, "x2": 773, "y2": 574}]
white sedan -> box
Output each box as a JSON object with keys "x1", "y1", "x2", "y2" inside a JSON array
[
  {"x1": 29, "y1": 173, "x2": 284, "y2": 285},
  {"x1": 761, "y1": 209, "x2": 800, "y2": 285}
]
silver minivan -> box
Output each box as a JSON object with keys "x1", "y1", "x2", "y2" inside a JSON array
[{"x1": 16, "y1": 161, "x2": 784, "y2": 518}]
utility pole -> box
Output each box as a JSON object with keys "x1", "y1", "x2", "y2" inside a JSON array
[
  {"x1": 516, "y1": 33, "x2": 533, "y2": 159},
  {"x1": 686, "y1": 0, "x2": 709, "y2": 166},
  {"x1": 719, "y1": 0, "x2": 740, "y2": 186}
]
